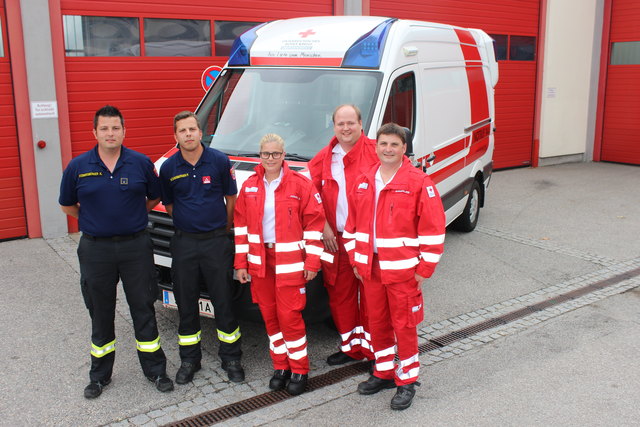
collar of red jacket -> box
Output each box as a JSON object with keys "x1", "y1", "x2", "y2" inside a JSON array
[{"x1": 362, "y1": 156, "x2": 413, "y2": 184}]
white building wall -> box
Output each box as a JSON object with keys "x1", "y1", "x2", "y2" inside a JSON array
[{"x1": 538, "y1": 0, "x2": 604, "y2": 164}]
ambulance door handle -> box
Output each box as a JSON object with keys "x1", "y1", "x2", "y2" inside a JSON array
[{"x1": 426, "y1": 154, "x2": 436, "y2": 163}]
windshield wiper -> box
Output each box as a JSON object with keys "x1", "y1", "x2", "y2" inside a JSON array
[
  {"x1": 235, "y1": 153, "x2": 260, "y2": 157},
  {"x1": 284, "y1": 153, "x2": 312, "y2": 162}
]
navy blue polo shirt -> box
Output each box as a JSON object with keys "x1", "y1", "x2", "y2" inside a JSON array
[
  {"x1": 159, "y1": 145, "x2": 237, "y2": 233},
  {"x1": 59, "y1": 145, "x2": 161, "y2": 237}
]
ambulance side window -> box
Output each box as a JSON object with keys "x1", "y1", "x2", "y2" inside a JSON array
[{"x1": 382, "y1": 72, "x2": 415, "y2": 133}]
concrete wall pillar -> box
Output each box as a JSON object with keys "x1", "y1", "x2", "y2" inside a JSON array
[{"x1": 19, "y1": 0, "x2": 67, "y2": 238}]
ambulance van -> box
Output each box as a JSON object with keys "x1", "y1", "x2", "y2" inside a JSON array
[{"x1": 147, "y1": 16, "x2": 498, "y2": 321}]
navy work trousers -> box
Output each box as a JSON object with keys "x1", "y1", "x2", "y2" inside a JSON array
[
  {"x1": 78, "y1": 232, "x2": 167, "y2": 382},
  {"x1": 170, "y1": 231, "x2": 242, "y2": 363}
]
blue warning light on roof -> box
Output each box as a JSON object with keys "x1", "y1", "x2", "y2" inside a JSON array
[
  {"x1": 228, "y1": 22, "x2": 269, "y2": 66},
  {"x1": 342, "y1": 18, "x2": 396, "y2": 69}
]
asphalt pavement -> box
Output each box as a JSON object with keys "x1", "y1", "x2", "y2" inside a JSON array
[{"x1": 0, "y1": 161, "x2": 638, "y2": 426}]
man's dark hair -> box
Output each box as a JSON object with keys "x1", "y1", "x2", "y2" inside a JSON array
[
  {"x1": 332, "y1": 104, "x2": 362, "y2": 123},
  {"x1": 173, "y1": 111, "x2": 201, "y2": 133},
  {"x1": 376, "y1": 122, "x2": 406, "y2": 144},
  {"x1": 93, "y1": 105, "x2": 124, "y2": 129}
]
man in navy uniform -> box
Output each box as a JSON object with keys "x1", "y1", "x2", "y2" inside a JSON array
[
  {"x1": 59, "y1": 105, "x2": 173, "y2": 399},
  {"x1": 159, "y1": 111, "x2": 244, "y2": 384}
]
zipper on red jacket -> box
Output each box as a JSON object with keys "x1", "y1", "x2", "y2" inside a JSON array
[
  {"x1": 388, "y1": 202, "x2": 394, "y2": 224},
  {"x1": 288, "y1": 207, "x2": 292, "y2": 228}
]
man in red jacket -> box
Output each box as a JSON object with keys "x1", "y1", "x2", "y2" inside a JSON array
[
  {"x1": 344, "y1": 123, "x2": 446, "y2": 410},
  {"x1": 308, "y1": 104, "x2": 378, "y2": 366}
]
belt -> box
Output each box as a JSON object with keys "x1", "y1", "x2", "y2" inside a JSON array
[
  {"x1": 175, "y1": 228, "x2": 228, "y2": 240},
  {"x1": 82, "y1": 230, "x2": 146, "y2": 242}
]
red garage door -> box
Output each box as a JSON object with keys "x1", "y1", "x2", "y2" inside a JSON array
[
  {"x1": 601, "y1": 0, "x2": 640, "y2": 165},
  {"x1": 0, "y1": 7, "x2": 27, "y2": 240},
  {"x1": 61, "y1": 0, "x2": 334, "y2": 161},
  {"x1": 370, "y1": 0, "x2": 540, "y2": 169}
]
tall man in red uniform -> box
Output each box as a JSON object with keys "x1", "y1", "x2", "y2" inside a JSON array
[
  {"x1": 308, "y1": 104, "x2": 378, "y2": 366},
  {"x1": 344, "y1": 123, "x2": 446, "y2": 410}
]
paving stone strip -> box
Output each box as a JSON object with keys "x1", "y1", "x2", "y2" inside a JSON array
[{"x1": 475, "y1": 225, "x2": 619, "y2": 267}]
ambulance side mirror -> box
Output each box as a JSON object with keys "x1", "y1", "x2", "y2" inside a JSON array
[{"x1": 403, "y1": 127, "x2": 414, "y2": 157}]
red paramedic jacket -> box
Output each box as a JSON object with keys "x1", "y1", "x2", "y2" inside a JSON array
[
  {"x1": 343, "y1": 158, "x2": 446, "y2": 283},
  {"x1": 308, "y1": 133, "x2": 378, "y2": 284},
  {"x1": 234, "y1": 162, "x2": 326, "y2": 286}
]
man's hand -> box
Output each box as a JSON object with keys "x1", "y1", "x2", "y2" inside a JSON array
[
  {"x1": 415, "y1": 273, "x2": 425, "y2": 287},
  {"x1": 322, "y1": 222, "x2": 339, "y2": 252},
  {"x1": 303, "y1": 270, "x2": 317, "y2": 282},
  {"x1": 236, "y1": 268, "x2": 249, "y2": 284},
  {"x1": 353, "y1": 266, "x2": 362, "y2": 281}
]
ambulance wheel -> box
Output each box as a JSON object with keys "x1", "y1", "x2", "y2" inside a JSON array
[{"x1": 452, "y1": 180, "x2": 481, "y2": 232}]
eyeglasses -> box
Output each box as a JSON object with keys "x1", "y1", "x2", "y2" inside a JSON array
[{"x1": 259, "y1": 151, "x2": 283, "y2": 159}]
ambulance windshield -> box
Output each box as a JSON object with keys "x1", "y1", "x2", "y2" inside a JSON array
[{"x1": 196, "y1": 67, "x2": 382, "y2": 159}]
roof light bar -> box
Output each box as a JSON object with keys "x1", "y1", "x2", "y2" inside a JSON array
[
  {"x1": 228, "y1": 22, "x2": 269, "y2": 66},
  {"x1": 342, "y1": 18, "x2": 396, "y2": 69}
]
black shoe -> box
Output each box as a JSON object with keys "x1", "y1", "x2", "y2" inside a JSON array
[
  {"x1": 176, "y1": 361, "x2": 201, "y2": 384},
  {"x1": 83, "y1": 378, "x2": 111, "y2": 399},
  {"x1": 286, "y1": 373, "x2": 308, "y2": 395},
  {"x1": 326, "y1": 351, "x2": 359, "y2": 366},
  {"x1": 390, "y1": 383, "x2": 416, "y2": 410},
  {"x1": 357, "y1": 375, "x2": 395, "y2": 395},
  {"x1": 147, "y1": 374, "x2": 174, "y2": 392},
  {"x1": 269, "y1": 369, "x2": 291, "y2": 391},
  {"x1": 221, "y1": 359, "x2": 245, "y2": 383}
]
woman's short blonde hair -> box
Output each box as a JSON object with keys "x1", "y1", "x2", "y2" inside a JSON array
[{"x1": 259, "y1": 133, "x2": 285, "y2": 151}]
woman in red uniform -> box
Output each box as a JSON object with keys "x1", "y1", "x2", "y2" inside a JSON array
[{"x1": 234, "y1": 133, "x2": 325, "y2": 395}]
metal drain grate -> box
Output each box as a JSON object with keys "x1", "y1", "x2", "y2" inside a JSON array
[{"x1": 166, "y1": 267, "x2": 640, "y2": 427}]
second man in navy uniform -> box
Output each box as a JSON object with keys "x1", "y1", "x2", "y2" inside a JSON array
[{"x1": 159, "y1": 111, "x2": 244, "y2": 384}]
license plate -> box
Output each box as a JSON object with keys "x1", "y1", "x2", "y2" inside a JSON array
[{"x1": 162, "y1": 290, "x2": 215, "y2": 318}]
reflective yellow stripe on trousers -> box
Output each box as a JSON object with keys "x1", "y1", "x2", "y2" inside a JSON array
[
  {"x1": 178, "y1": 330, "x2": 201, "y2": 346},
  {"x1": 217, "y1": 327, "x2": 241, "y2": 343},
  {"x1": 136, "y1": 336, "x2": 161, "y2": 353},
  {"x1": 91, "y1": 339, "x2": 116, "y2": 358}
]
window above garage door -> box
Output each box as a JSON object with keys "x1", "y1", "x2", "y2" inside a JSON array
[{"x1": 63, "y1": 15, "x2": 260, "y2": 58}]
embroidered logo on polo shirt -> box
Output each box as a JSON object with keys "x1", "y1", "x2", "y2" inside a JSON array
[
  {"x1": 202, "y1": 176, "x2": 211, "y2": 184},
  {"x1": 426, "y1": 186, "x2": 436, "y2": 198},
  {"x1": 78, "y1": 172, "x2": 102, "y2": 178},
  {"x1": 357, "y1": 182, "x2": 368, "y2": 190},
  {"x1": 170, "y1": 173, "x2": 189, "y2": 182},
  {"x1": 230, "y1": 168, "x2": 236, "y2": 180},
  {"x1": 314, "y1": 193, "x2": 322, "y2": 204},
  {"x1": 120, "y1": 177, "x2": 128, "y2": 185},
  {"x1": 245, "y1": 187, "x2": 258, "y2": 193}
]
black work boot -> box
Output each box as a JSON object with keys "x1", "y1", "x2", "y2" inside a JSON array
[
  {"x1": 357, "y1": 375, "x2": 395, "y2": 395},
  {"x1": 83, "y1": 378, "x2": 111, "y2": 399},
  {"x1": 147, "y1": 374, "x2": 174, "y2": 392},
  {"x1": 286, "y1": 373, "x2": 308, "y2": 395},
  {"x1": 326, "y1": 351, "x2": 359, "y2": 365},
  {"x1": 390, "y1": 383, "x2": 416, "y2": 410},
  {"x1": 175, "y1": 361, "x2": 201, "y2": 384},
  {"x1": 269, "y1": 369, "x2": 291, "y2": 391},
  {"x1": 221, "y1": 359, "x2": 245, "y2": 383}
]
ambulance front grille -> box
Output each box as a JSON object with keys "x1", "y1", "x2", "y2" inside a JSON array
[{"x1": 147, "y1": 211, "x2": 174, "y2": 257}]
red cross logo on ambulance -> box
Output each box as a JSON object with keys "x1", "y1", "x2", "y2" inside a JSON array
[{"x1": 299, "y1": 29, "x2": 316, "y2": 38}]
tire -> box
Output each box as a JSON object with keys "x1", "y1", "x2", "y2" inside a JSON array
[{"x1": 452, "y1": 180, "x2": 481, "y2": 232}]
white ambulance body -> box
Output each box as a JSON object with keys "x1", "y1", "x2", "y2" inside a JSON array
[{"x1": 148, "y1": 16, "x2": 498, "y2": 320}]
